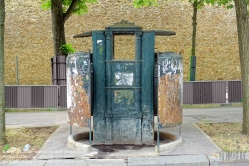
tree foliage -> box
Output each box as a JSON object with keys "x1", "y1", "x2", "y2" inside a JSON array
[
  {"x1": 42, "y1": 0, "x2": 97, "y2": 20},
  {"x1": 41, "y1": 0, "x2": 97, "y2": 56},
  {"x1": 207, "y1": 0, "x2": 249, "y2": 15},
  {"x1": 133, "y1": 0, "x2": 158, "y2": 8},
  {"x1": 133, "y1": 0, "x2": 209, "y2": 81}
]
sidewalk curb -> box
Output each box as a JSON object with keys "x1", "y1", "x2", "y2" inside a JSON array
[{"x1": 192, "y1": 123, "x2": 222, "y2": 152}]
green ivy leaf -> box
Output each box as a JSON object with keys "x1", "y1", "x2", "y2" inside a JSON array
[
  {"x1": 41, "y1": 0, "x2": 51, "y2": 10},
  {"x1": 133, "y1": 0, "x2": 158, "y2": 8},
  {"x1": 60, "y1": 44, "x2": 76, "y2": 55}
]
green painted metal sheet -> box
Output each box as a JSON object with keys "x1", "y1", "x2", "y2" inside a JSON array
[
  {"x1": 141, "y1": 31, "x2": 155, "y2": 144},
  {"x1": 92, "y1": 31, "x2": 106, "y2": 144}
]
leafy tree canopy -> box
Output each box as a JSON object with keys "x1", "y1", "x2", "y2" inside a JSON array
[
  {"x1": 206, "y1": 0, "x2": 249, "y2": 15},
  {"x1": 41, "y1": 0, "x2": 97, "y2": 16},
  {"x1": 133, "y1": 0, "x2": 158, "y2": 8}
]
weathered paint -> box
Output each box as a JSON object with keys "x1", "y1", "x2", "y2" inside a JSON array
[
  {"x1": 66, "y1": 52, "x2": 91, "y2": 127},
  {"x1": 114, "y1": 72, "x2": 134, "y2": 86},
  {"x1": 141, "y1": 31, "x2": 155, "y2": 144},
  {"x1": 73, "y1": 21, "x2": 178, "y2": 145},
  {"x1": 158, "y1": 52, "x2": 183, "y2": 128},
  {"x1": 92, "y1": 31, "x2": 106, "y2": 144},
  {"x1": 112, "y1": 118, "x2": 139, "y2": 144},
  {"x1": 92, "y1": 21, "x2": 149, "y2": 145}
]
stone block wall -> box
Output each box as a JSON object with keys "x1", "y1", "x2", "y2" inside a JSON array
[{"x1": 5, "y1": 0, "x2": 239, "y2": 85}]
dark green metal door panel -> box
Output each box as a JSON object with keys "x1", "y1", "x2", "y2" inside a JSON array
[
  {"x1": 141, "y1": 31, "x2": 155, "y2": 115},
  {"x1": 93, "y1": 116, "x2": 106, "y2": 144},
  {"x1": 112, "y1": 118, "x2": 141, "y2": 144},
  {"x1": 104, "y1": 32, "x2": 114, "y2": 145},
  {"x1": 141, "y1": 31, "x2": 155, "y2": 144},
  {"x1": 92, "y1": 31, "x2": 106, "y2": 144},
  {"x1": 92, "y1": 31, "x2": 106, "y2": 116},
  {"x1": 103, "y1": 31, "x2": 144, "y2": 144},
  {"x1": 109, "y1": 61, "x2": 141, "y2": 116},
  {"x1": 112, "y1": 89, "x2": 136, "y2": 113}
]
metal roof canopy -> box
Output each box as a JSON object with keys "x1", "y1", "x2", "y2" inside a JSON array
[{"x1": 73, "y1": 20, "x2": 176, "y2": 38}]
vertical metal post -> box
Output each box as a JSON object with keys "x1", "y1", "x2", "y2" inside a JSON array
[
  {"x1": 157, "y1": 51, "x2": 160, "y2": 153},
  {"x1": 89, "y1": 49, "x2": 92, "y2": 147},
  {"x1": 89, "y1": 118, "x2": 92, "y2": 146},
  {"x1": 135, "y1": 32, "x2": 142, "y2": 144},
  {"x1": 16, "y1": 56, "x2": 19, "y2": 85},
  {"x1": 179, "y1": 124, "x2": 181, "y2": 136},
  {"x1": 70, "y1": 125, "x2": 72, "y2": 135},
  {"x1": 189, "y1": 55, "x2": 196, "y2": 81},
  {"x1": 157, "y1": 117, "x2": 160, "y2": 153},
  {"x1": 104, "y1": 32, "x2": 113, "y2": 145}
]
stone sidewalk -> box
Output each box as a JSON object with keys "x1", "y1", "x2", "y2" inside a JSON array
[{"x1": 2, "y1": 106, "x2": 249, "y2": 165}]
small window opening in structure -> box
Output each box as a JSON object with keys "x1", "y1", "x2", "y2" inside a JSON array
[{"x1": 113, "y1": 34, "x2": 135, "y2": 60}]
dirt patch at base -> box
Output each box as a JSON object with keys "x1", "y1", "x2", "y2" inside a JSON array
[
  {"x1": 0, "y1": 126, "x2": 58, "y2": 161},
  {"x1": 197, "y1": 123, "x2": 249, "y2": 152}
]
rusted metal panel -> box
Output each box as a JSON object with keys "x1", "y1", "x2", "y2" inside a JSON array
[
  {"x1": 66, "y1": 52, "x2": 91, "y2": 127},
  {"x1": 158, "y1": 52, "x2": 183, "y2": 128},
  {"x1": 228, "y1": 80, "x2": 242, "y2": 102},
  {"x1": 183, "y1": 82, "x2": 193, "y2": 104},
  {"x1": 212, "y1": 81, "x2": 226, "y2": 103}
]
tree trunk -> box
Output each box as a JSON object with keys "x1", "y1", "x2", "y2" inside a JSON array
[
  {"x1": 191, "y1": 0, "x2": 198, "y2": 57},
  {"x1": 189, "y1": 0, "x2": 198, "y2": 81},
  {"x1": 0, "y1": 0, "x2": 7, "y2": 145},
  {"x1": 51, "y1": 0, "x2": 66, "y2": 56},
  {"x1": 234, "y1": 0, "x2": 249, "y2": 135}
]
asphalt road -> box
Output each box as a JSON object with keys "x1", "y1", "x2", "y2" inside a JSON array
[{"x1": 5, "y1": 106, "x2": 243, "y2": 128}]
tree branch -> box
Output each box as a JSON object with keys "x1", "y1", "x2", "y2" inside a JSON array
[
  {"x1": 189, "y1": 0, "x2": 194, "y2": 5},
  {"x1": 63, "y1": 0, "x2": 79, "y2": 22},
  {"x1": 197, "y1": 0, "x2": 203, "y2": 6}
]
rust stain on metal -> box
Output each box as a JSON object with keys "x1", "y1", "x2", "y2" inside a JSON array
[
  {"x1": 158, "y1": 74, "x2": 182, "y2": 127},
  {"x1": 67, "y1": 75, "x2": 91, "y2": 127}
]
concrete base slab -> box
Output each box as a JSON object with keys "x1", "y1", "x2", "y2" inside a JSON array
[
  {"x1": 67, "y1": 130, "x2": 182, "y2": 157},
  {"x1": 155, "y1": 131, "x2": 182, "y2": 152},
  {"x1": 159, "y1": 123, "x2": 220, "y2": 155},
  {"x1": 67, "y1": 133, "x2": 91, "y2": 152}
]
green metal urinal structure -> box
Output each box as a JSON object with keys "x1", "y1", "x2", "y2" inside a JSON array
[{"x1": 66, "y1": 20, "x2": 183, "y2": 146}]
